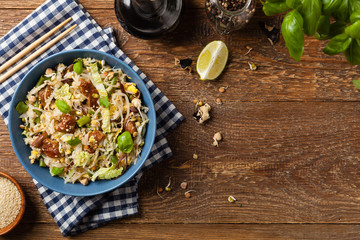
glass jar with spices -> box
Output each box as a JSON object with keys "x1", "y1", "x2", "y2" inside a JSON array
[{"x1": 205, "y1": 0, "x2": 256, "y2": 35}]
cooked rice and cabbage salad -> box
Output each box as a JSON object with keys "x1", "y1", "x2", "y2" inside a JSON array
[{"x1": 16, "y1": 58, "x2": 149, "y2": 185}]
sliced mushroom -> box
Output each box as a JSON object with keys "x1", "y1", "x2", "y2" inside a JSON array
[
  {"x1": 125, "y1": 121, "x2": 137, "y2": 135},
  {"x1": 31, "y1": 132, "x2": 48, "y2": 148}
]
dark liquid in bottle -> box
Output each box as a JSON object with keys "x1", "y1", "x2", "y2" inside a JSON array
[{"x1": 114, "y1": 0, "x2": 185, "y2": 39}]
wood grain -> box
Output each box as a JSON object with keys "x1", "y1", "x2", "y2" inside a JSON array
[
  {"x1": 4, "y1": 223, "x2": 360, "y2": 240},
  {"x1": 0, "y1": 8, "x2": 358, "y2": 102},
  {"x1": 2, "y1": 102, "x2": 360, "y2": 225},
  {"x1": 1, "y1": 0, "x2": 360, "y2": 239}
]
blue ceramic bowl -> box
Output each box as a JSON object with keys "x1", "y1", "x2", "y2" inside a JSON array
[{"x1": 8, "y1": 49, "x2": 156, "y2": 196}]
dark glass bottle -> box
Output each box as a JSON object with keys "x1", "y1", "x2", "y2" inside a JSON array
[{"x1": 114, "y1": 0, "x2": 185, "y2": 39}]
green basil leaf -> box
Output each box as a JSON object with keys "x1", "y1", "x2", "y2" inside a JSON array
[
  {"x1": 350, "y1": 10, "x2": 360, "y2": 23},
  {"x1": 315, "y1": 15, "x2": 331, "y2": 40},
  {"x1": 322, "y1": 0, "x2": 342, "y2": 15},
  {"x1": 55, "y1": 100, "x2": 71, "y2": 113},
  {"x1": 262, "y1": 2, "x2": 290, "y2": 16},
  {"x1": 67, "y1": 137, "x2": 81, "y2": 146},
  {"x1": 345, "y1": 39, "x2": 360, "y2": 65},
  {"x1": 110, "y1": 155, "x2": 118, "y2": 164},
  {"x1": 345, "y1": 21, "x2": 360, "y2": 39},
  {"x1": 323, "y1": 33, "x2": 352, "y2": 55},
  {"x1": 286, "y1": 0, "x2": 302, "y2": 9},
  {"x1": 298, "y1": 0, "x2": 322, "y2": 36},
  {"x1": 316, "y1": 20, "x2": 347, "y2": 42},
  {"x1": 332, "y1": 0, "x2": 350, "y2": 22},
  {"x1": 281, "y1": 10, "x2": 305, "y2": 62},
  {"x1": 329, "y1": 21, "x2": 346, "y2": 37},
  {"x1": 16, "y1": 101, "x2": 28, "y2": 114},
  {"x1": 117, "y1": 131, "x2": 133, "y2": 154},
  {"x1": 352, "y1": 79, "x2": 360, "y2": 89},
  {"x1": 73, "y1": 60, "x2": 83, "y2": 75},
  {"x1": 350, "y1": 0, "x2": 360, "y2": 13}
]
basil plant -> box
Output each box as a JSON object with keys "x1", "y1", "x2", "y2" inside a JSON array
[{"x1": 262, "y1": 0, "x2": 360, "y2": 65}]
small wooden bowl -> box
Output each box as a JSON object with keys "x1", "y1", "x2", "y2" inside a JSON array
[{"x1": 0, "y1": 171, "x2": 26, "y2": 235}]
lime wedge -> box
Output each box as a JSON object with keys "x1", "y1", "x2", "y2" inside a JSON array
[{"x1": 196, "y1": 41, "x2": 229, "y2": 81}]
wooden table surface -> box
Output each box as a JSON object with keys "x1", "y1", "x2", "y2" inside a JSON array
[{"x1": 1, "y1": 0, "x2": 360, "y2": 239}]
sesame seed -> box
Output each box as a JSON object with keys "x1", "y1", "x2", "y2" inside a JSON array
[{"x1": 0, "y1": 177, "x2": 21, "y2": 228}]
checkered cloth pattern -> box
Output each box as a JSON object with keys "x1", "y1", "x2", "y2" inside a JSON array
[{"x1": 0, "y1": 0, "x2": 184, "y2": 236}]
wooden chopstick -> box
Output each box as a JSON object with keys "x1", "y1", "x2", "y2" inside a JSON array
[
  {"x1": 0, "y1": 24, "x2": 77, "y2": 84},
  {"x1": 0, "y1": 17, "x2": 72, "y2": 75}
]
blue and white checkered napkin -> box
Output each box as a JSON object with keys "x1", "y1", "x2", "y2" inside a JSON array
[{"x1": 0, "y1": 0, "x2": 184, "y2": 236}]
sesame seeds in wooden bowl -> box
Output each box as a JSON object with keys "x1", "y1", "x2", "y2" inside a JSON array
[{"x1": 0, "y1": 171, "x2": 25, "y2": 235}]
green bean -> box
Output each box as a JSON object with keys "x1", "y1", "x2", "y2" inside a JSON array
[
  {"x1": 35, "y1": 116, "x2": 41, "y2": 124},
  {"x1": 99, "y1": 97, "x2": 110, "y2": 108},
  {"x1": 35, "y1": 110, "x2": 42, "y2": 116},
  {"x1": 77, "y1": 116, "x2": 91, "y2": 127},
  {"x1": 35, "y1": 75, "x2": 46, "y2": 87},
  {"x1": 34, "y1": 107, "x2": 42, "y2": 116},
  {"x1": 51, "y1": 167, "x2": 64, "y2": 176},
  {"x1": 39, "y1": 157, "x2": 46, "y2": 167},
  {"x1": 35, "y1": 75, "x2": 51, "y2": 87},
  {"x1": 32, "y1": 100, "x2": 42, "y2": 123},
  {"x1": 33, "y1": 99, "x2": 40, "y2": 107},
  {"x1": 108, "y1": 78, "x2": 118, "y2": 96}
]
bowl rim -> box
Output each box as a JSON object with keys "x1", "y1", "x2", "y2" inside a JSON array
[
  {"x1": 8, "y1": 49, "x2": 156, "y2": 196},
  {"x1": 0, "y1": 171, "x2": 26, "y2": 235}
]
